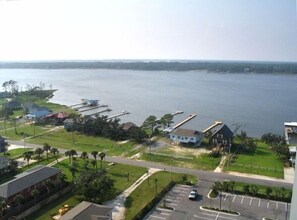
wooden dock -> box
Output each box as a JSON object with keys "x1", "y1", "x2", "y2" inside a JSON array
[
  {"x1": 69, "y1": 103, "x2": 83, "y2": 107},
  {"x1": 78, "y1": 105, "x2": 108, "y2": 113},
  {"x1": 172, "y1": 114, "x2": 196, "y2": 130},
  {"x1": 107, "y1": 111, "x2": 130, "y2": 120},
  {"x1": 203, "y1": 121, "x2": 223, "y2": 133},
  {"x1": 84, "y1": 108, "x2": 112, "y2": 116}
]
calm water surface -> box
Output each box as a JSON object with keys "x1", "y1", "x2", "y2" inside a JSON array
[{"x1": 0, "y1": 69, "x2": 296, "y2": 137}]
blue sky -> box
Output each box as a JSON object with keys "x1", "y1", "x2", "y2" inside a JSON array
[{"x1": 0, "y1": 0, "x2": 296, "y2": 61}]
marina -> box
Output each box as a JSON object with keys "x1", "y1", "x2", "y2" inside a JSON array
[
  {"x1": 84, "y1": 108, "x2": 112, "y2": 117},
  {"x1": 78, "y1": 105, "x2": 108, "y2": 113}
]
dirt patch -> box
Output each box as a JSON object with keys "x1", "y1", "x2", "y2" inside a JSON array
[{"x1": 170, "y1": 144, "x2": 211, "y2": 157}]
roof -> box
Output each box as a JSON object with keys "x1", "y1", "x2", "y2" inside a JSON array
[
  {"x1": 0, "y1": 165, "x2": 60, "y2": 198},
  {"x1": 46, "y1": 112, "x2": 68, "y2": 119},
  {"x1": 121, "y1": 122, "x2": 136, "y2": 131},
  {"x1": 60, "y1": 201, "x2": 112, "y2": 220},
  {"x1": 171, "y1": 128, "x2": 201, "y2": 137},
  {"x1": 285, "y1": 122, "x2": 297, "y2": 127},
  {"x1": 210, "y1": 124, "x2": 233, "y2": 139}
]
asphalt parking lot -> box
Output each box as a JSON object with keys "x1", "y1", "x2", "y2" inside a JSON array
[{"x1": 144, "y1": 181, "x2": 291, "y2": 220}]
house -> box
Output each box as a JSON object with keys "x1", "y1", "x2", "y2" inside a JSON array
[
  {"x1": 285, "y1": 122, "x2": 297, "y2": 145},
  {"x1": 120, "y1": 122, "x2": 136, "y2": 131},
  {"x1": 209, "y1": 124, "x2": 233, "y2": 147},
  {"x1": 24, "y1": 109, "x2": 51, "y2": 120},
  {"x1": 0, "y1": 165, "x2": 61, "y2": 203},
  {"x1": 169, "y1": 128, "x2": 203, "y2": 146},
  {"x1": 45, "y1": 112, "x2": 68, "y2": 124},
  {"x1": 0, "y1": 136, "x2": 7, "y2": 153},
  {"x1": 60, "y1": 201, "x2": 112, "y2": 220},
  {"x1": 0, "y1": 156, "x2": 9, "y2": 170}
]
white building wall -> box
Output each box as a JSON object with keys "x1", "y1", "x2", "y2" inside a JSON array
[{"x1": 290, "y1": 167, "x2": 297, "y2": 220}]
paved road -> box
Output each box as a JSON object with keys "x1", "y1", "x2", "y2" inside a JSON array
[{"x1": 7, "y1": 140, "x2": 293, "y2": 189}]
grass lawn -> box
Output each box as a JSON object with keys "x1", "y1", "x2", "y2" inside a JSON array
[
  {"x1": 28, "y1": 129, "x2": 135, "y2": 156},
  {"x1": 124, "y1": 171, "x2": 197, "y2": 220},
  {"x1": 141, "y1": 152, "x2": 220, "y2": 170},
  {"x1": 224, "y1": 141, "x2": 284, "y2": 178},
  {"x1": 0, "y1": 148, "x2": 34, "y2": 159},
  {"x1": 28, "y1": 159, "x2": 147, "y2": 220},
  {"x1": 0, "y1": 124, "x2": 52, "y2": 140}
]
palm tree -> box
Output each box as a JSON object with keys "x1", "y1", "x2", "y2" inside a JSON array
[
  {"x1": 80, "y1": 151, "x2": 88, "y2": 162},
  {"x1": 35, "y1": 147, "x2": 44, "y2": 163},
  {"x1": 50, "y1": 147, "x2": 59, "y2": 163},
  {"x1": 43, "y1": 143, "x2": 51, "y2": 161},
  {"x1": 70, "y1": 149, "x2": 78, "y2": 164},
  {"x1": 69, "y1": 165, "x2": 78, "y2": 182},
  {"x1": 91, "y1": 151, "x2": 98, "y2": 169},
  {"x1": 65, "y1": 150, "x2": 72, "y2": 163},
  {"x1": 90, "y1": 160, "x2": 96, "y2": 169},
  {"x1": 23, "y1": 152, "x2": 32, "y2": 166},
  {"x1": 13, "y1": 194, "x2": 24, "y2": 213},
  {"x1": 31, "y1": 189, "x2": 40, "y2": 204},
  {"x1": 98, "y1": 151, "x2": 106, "y2": 170}
]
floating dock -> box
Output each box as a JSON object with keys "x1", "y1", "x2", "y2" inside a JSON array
[
  {"x1": 203, "y1": 121, "x2": 223, "y2": 133},
  {"x1": 107, "y1": 111, "x2": 130, "y2": 120},
  {"x1": 84, "y1": 108, "x2": 112, "y2": 117},
  {"x1": 78, "y1": 105, "x2": 108, "y2": 113}
]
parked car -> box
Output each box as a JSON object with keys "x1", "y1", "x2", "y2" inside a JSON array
[{"x1": 188, "y1": 189, "x2": 198, "y2": 200}]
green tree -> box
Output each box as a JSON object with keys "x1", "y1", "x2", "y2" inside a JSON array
[
  {"x1": 91, "y1": 151, "x2": 98, "y2": 169},
  {"x1": 160, "y1": 113, "x2": 174, "y2": 129},
  {"x1": 65, "y1": 150, "x2": 72, "y2": 163},
  {"x1": 43, "y1": 143, "x2": 51, "y2": 161},
  {"x1": 50, "y1": 147, "x2": 59, "y2": 163},
  {"x1": 23, "y1": 152, "x2": 32, "y2": 165},
  {"x1": 142, "y1": 115, "x2": 157, "y2": 135},
  {"x1": 98, "y1": 151, "x2": 106, "y2": 170},
  {"x1": 35, "y1": 147, "x2": 44, "y2": 163},
  {"x1": 69, "y1": 164, "x2": 78, "y2": 182},
  {"x1": 44, "y1": 179, "x2": 54, "y2": 195},
  {"x1": 81, "y1": 151, "x2": 88, "y2": 162},
  {"x1": 0, "y1": 200, "x2": 7, "y2": 217},
  {"x1": 8, "y1": 160, "x2": 18, "y2": 174}
]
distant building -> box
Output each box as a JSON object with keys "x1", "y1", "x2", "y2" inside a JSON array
[
  {"x1": 169, "y1": 128, "x2": 203, "y2": 146},
  {"x1": 285, "y1": 122, "x2": 297, "y2": 145},
  {"x1": 45, "y1": 112, "x2": 68, "y2": 124},
  {"x1": 120, "y1": 122, "x2": 136, "y2": 131},
  {"x1": 289, "y1": 146, "x2": 296, "y2": 167},
  {"x1": 60, "y1": 201, "x2": 112, "y2": 220},
  {"x1": 0, "y1": 165, "x2": 61, "y2": 203},
  {"x1": 209, "y1": 124, "x2": 233, "y2": 147}
]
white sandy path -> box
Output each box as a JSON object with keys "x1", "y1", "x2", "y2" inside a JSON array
[{"x1": 105, "y1": 168, "x2": 161, "y2": 220}]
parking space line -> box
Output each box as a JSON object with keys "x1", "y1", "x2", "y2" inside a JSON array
[
  {"x1": 160, "y1": 212, "x2": 170, "y2": 216},
  {"x1": 249, "y1": 198, "x2": 252, "y2": 205},
  {"x1": 241, "y1": 196, "x2": 244, "y2": 204},
  {"x1": 267, "y1": 201, "x2": 269, "y2": 208},
  {"x1": 232, "y1": 195, "x2": 236, "y2": 202},
  {"x1": 193, "y1": 215, "x2": 213, "y2": 220},
  {"x1": 215, "y1": 213, "x2": 220, "y2": 220},
  {"x1": 258, "y1": 199, "x2": 261, "y2": 207},
  {"x1": 224, "y1": 194, "x2": 228, "y2": 201},
  {"x1": 276, "y1": 202, "x2": 278, "y2": 209},
  {"x1": 150, "y1": 215, "x2": 166, "y2": 219}
]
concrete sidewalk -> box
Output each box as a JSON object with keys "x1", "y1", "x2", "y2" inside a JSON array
[{"x1": 105, "y1": 168, "x2": 161, "y2": 220}]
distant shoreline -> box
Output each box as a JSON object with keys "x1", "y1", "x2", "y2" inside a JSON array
[{"x1": 0, "y1": 60, "x2": 297, "y2": 74}]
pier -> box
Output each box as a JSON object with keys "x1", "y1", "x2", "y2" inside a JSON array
[
  {"x1": 203, "y1": 121, "x2": 223, "y2": 133},
  {"x1": 107, "y1": 111, "x2": 130, "y2": 120},
  {"x1": 172, "y1": 114, "x2": 196, "y2": 130},
  {"x1": 78, "y1": 105, "x2": 108, "y2": 113},
  {"x1": 84, "y1": 108, "x2": 112, "y2": 117}
]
